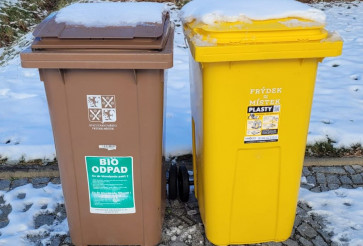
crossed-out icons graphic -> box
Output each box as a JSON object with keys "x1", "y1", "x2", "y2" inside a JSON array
[{"x1": 87, "y1": 95, "x2": 116, "y2": 123}]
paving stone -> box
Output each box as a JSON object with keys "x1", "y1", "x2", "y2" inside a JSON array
[
  {"x1": 32, "y1": 177, "x2": 50, "y2": 185},
  {"x1": 291, "y1": 227, "x2": 296, "y2": 239},
  {"x1": 34, "y1": 214, "x2": 56, "y2": 229},
  {"x1": 310, "y1": 187, "x2": 321, "y2": 193},
  {"x1": 0, "y1": 203, "x2": 12, "y2": 229},
  {"x1": 351, "y1": 174, "x2": 363, "y2": 184},
  {"x1": 352, "y1": 165, "x2": 363, "y2": 173},
  {"x1": 62, "y1": 236, "x2": 72, "y2": 244},
  {"x1": 344, "y1": 165, "x2": 356, "y2": 175},
  {"x1": 319, "y1": 230, "x2": 332, "y2": 244},
  {"x1": 266, "y1": 242, "x2": 282, "y2": 246},
  {"x1": 339, "y1": 175, "x2": 353, "y2": 185},
  {"x1": 328, "y1": 183, "x2": 340, "y2": 190},
  {"x1": 48, "y1": 236, "x2": 62, "y2": 246},
  {"x1": 0, "y1": 219, "x2": 9, "y2": 229},
  {"x1": 293, "y1": 215, "x2": 302, "y2": 227},
  {"x1": 303, "y1": 167, "x2": 312, "y2": 176},
  {"x1": 297, "y1": 223, "x2": 317, "y2": 239},
  {"x1": 54, "y1": 203, "x2": 67, "y2": 221},
  {"x1": 311, "y1": 167, "x2": 326, "y2": 173},
  {"x1": 306, "y1": 176, "x2": 317, "y2": 185},
  {"x1": 17, "y1": 193, "x2": 26, "y2": 199},
  {"x1": 326, "y1": 175, "x2": 341, "y2": 184},
  {"x1": 312, "y1": 235, "x2": 328, "y2": 246},
  {"x1": 301, "y1": 183, "x2": 313, "y2": 190},
  {"x1": 11, "y1": 178, "x2": 28, "y2": 189},
  {"x1": 325, "y1": 166, "x2": 346, "y2": 175},
  {"x1": 309, "y1": 220, "x2": 322, "y2": 231},
  {"x1": 296, "y1": 207, "x2": 308, "y2": 217},
  {"x1": 341, "y1": 184, "x2": 353, "y2": 189},
  {"x1": 23, "y1": 203, "x2": 33, "y2": 212},
  {"x1": 51, "y1": 177, "x2": 61, "y2": 184},
  {"x1": 338, "y1": 233, "x2": 351, "y2": 243},
  {"x1": 319, "y1": 184, "x2": 330, "y2": 192},
  {"x1": 283, "y1": 239, "x2": 298, "y2": 246},
  {"x1": 299, "y1": 202, "x2": 312, "y2": 212},
  {"x1": 311, "y1": 213, "x2": 325, "y2": 224},
  {"x1": 0, "y1": 180, "x2": 11, "y2": 191},
  {"x1": 33, "y1": 183, "x2": 48, "y2": 189},
  {"x1": 316, "y1": 173, "x2": 326, "y2": 184},
  {"x1": 304, "y1": 216, "x2": 321, "y2": 231},
  {"x1": 0, "y1": 204, "x2": 12, "y2": 219},
  {"x1": 299, "y1": 237, "x2": 313, "y2": 246}
]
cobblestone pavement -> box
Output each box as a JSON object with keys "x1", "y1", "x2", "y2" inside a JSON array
[{"x1": 0, "y1": 165, "x2": 362, "y2": 245}]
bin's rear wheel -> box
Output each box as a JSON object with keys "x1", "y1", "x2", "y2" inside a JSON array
[
  {"x1": 168, "y1": 165, "x2": 178, "y2": 200},
  {"x1": 178, "y1": 165, "x2": 190, "y2": 202}
]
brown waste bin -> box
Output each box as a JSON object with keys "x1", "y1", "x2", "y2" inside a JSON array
[{"x1": 20, "y1": 5, "x2": 173, "y2": 246}]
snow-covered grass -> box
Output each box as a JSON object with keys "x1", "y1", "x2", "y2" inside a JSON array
[
  {"x1": 0, "y1": 32, "x2": 55, "y2": 162},
  {"x1": 0, "y1": 0, "x2": 19, "y2": 8},
  {"x1": 308, "y1": 1, "x2": 363, "y2": 148},
  {"x1": 299, "y1": 187, "x2": 363, "y2": 246},
  {"x1": 0, "y1": 1, "x2": 363, "y2": 161}
]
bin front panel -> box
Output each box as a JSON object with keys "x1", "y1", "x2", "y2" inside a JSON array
[
  {"x1": 42, "y1": 68, "x2": 164, "y2": 246},
  {"x1": 191, "y1": 57, "x2": 318, "y2": 245}
]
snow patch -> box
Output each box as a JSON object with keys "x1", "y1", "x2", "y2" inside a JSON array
[
  {"x1": 180, "y1": 0, "x2": 326, "y2": 25},
  {"x1": 189, "y1": 33, "x2": 217, "y2": 47},
  {"x1": 299, "y1": 187, "x2": 363, "y2": 246},
  {"x1": 0, "y1": 183, "x2": 67, "y2": 246},
  {"x1": 279, "y1": 19, "x2": 323, "y2": 28},
  {"x1": 55, "y1": 2, "x2": 168, "y2": 27}
]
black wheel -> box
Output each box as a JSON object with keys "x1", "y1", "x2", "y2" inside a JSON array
[
  {"x1": 178, "y1": 165, "x2": 190, "y2": 202},
  {"x1": 168, "y1": 165, "x2": 178, "y2": 200}
]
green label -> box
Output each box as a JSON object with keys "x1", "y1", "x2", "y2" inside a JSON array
[{"x1": 85, "y1": 156, "x2": 135, "y2": 214}]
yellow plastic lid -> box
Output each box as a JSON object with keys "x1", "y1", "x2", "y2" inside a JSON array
[
  {"x1": 185, "y1": 17, "x2": 328, "y2": 44},
  {"x1": 184, "y1": 17, "x2": 343, "y2": 62}
]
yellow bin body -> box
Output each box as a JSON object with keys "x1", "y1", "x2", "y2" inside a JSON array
[{"x1": 186, "y1": 18, "x2": 342, "y2": 245}]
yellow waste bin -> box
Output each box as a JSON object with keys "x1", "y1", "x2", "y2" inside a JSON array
[{"x1": 183, "y1": 3, "x2": 343, "y2": 246}]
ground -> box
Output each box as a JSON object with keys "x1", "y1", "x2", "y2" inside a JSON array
[{"x1": 0, "y1": 158, "x2": 363, "y2": 245}]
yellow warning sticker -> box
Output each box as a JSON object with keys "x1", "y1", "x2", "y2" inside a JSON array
[{"x1": 245, "y1": 105, "x2": 280, "y2": 143}]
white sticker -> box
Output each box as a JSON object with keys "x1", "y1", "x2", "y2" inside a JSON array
[
  {"x1": 87, "y1": 95, "x2": 118, "y2": 131},
  {"x1": 99, "y1": 145, "x2": 117, "y2": 151},
  {"x1": 244, "y1": 135, "x2": 279, "y2": 143}
]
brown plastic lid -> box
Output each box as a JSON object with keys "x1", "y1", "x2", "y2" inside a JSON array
[
  {"x1": 22, "y1": 8, "x2": 173, "y2": 69},
  {"x1": 34, "y1": 11, "x2": 168, "y2": 39},
  {"x1": 31, "y1": 11, "x2": 171, "y2": 50}
]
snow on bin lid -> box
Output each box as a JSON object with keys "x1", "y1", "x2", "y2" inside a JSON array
[
  {"x1": 180, "y1": 0, "x2": 326, "y2": 25},
  {"x1": 33, "y1": 2, "x2": 169, "y2": 39},
  {"x1": 55, "y1": 2, "x2": 167, "y2": 27}
]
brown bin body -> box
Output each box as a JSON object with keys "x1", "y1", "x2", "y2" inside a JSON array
[{"x1": 21, "y1": 11, "x2": 173, "y2": 246}]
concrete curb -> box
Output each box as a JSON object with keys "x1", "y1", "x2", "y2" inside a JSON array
[
  {"x1": 0, "y1": 165, "x2": 59, "y2": 179},
  {"x1": 0, "y1": 157, "x2": 362, "y2": 179},
  {"x1": 304, "y1": 157, "x2": 363, "y2": 166}
]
